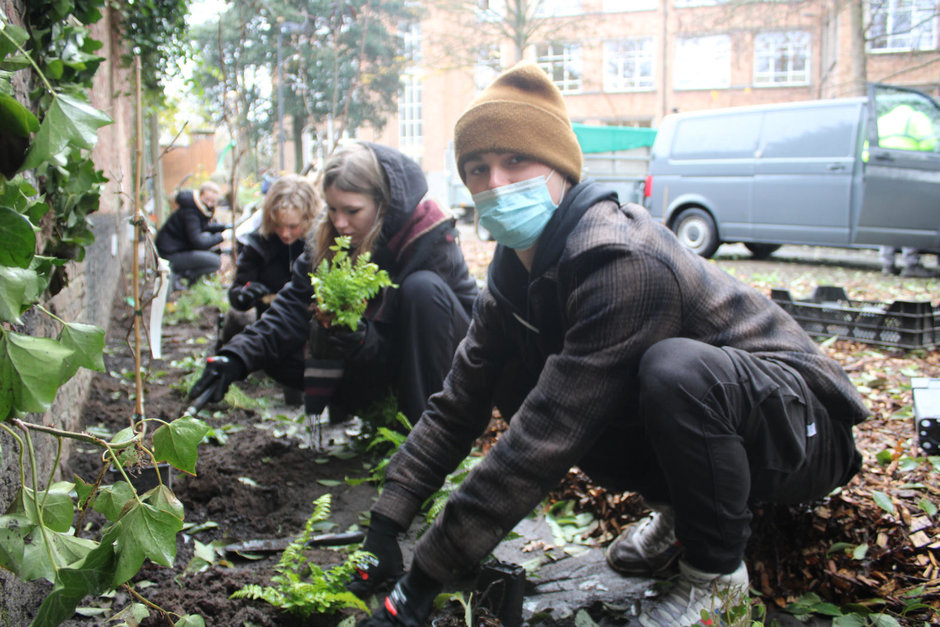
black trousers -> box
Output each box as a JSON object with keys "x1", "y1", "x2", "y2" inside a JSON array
[
  {"x1": 163, "y1": 250, "x2": 220, "y2": 281},
  {"x1": 326, "y1": 270, "x2": 471, "y2": 425},
  {"x1": 611, "y1": 338, "x2": 861, "y2": 574}
]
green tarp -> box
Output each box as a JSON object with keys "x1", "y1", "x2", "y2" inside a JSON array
[{"x1": 572, "y1": 123, "x2": 657, "y2": 154}]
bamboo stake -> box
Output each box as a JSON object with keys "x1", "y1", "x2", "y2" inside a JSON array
[{"x1": 131, "y1": 56, "x2": 146, "y2": 429}]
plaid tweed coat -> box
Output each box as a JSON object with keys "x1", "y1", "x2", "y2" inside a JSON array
[{"x1": 373, "y1": 186, "x2": 868, "y2": 584}]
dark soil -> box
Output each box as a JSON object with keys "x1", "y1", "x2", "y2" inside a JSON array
[
  {"x1": 57, "y1": 241, "x2": 940, "y2": 626},
  {"x1": 64, "y1": 292, "x2": 384, "y2": 626}
]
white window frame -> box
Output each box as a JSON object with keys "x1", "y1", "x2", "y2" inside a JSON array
[
  {"x1": 477, "y1": 0, "x2": 506, "y2": 21},
  {"x1": 401, "y1": 21, "x2": 422, "y2": 66},
  {"x1": 536, "y1": 42, "x2": 582, "y2": 94},
  {"x1": 534, "y1": 0, "x2": 582, "y2": 17},
  {"x1": 673, "y1": 35, "x2": 731, "y2": 90},
  {"x1": 674, "y1": 0, "x2": 726, "y2": 7},
  {"x1": 603, "y1": 0, "x2": 657, "y2": 11},
  {"x1": 869, "y1": 0, "x2": 938, "y2": 52},
  {"x1": 398, "y1": 73, "x2": 423, "y2": 163},
  {"x1": 474, "y1": 45, "x2": 502, "y2": 91},
  {"x1": 753, "y1": 31, "x2": 810, "y2": 86},
  {"x1": 604, "y1": 38, "x2": 655, "y2": 92}
]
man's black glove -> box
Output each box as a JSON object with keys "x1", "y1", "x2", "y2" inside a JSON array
[
  {"x1": 205, "y1": 222, "x2": 228, "y2": 234},
  {"x1": 347, "y1": 512, "x2": 404, "y2": 598},
  {"x1": 328, "y1": 319, "x2": 381, "y2": 361},
  {"x1": 230, "y1": 282, "x2": 269, "y2": 310},
  {"x1": 188, "y1": 354, "x2": 246, "y2": 403},
  {"x1": 357, "y1": 564, "x2": 441, "y2": 627}
]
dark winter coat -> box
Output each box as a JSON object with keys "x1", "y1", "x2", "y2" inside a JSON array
[
  {"x1": 372, "y1": 181, "x2": 870, "y2": 584},
  {"x1": 221, "y1": 143, "x2": 478, "y2": 382},
  {"x1": 229, "y1": 230, "x2": 305, "y2": 315},
  {"x1": 155, "y1": 190, "x2": 224, "y2": 257}
]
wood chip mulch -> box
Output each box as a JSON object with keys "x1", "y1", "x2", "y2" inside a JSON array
[{"x1": 544, "y1": 340, "x2": 939, "y2": 623}]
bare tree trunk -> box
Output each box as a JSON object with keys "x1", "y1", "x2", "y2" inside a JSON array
[
  {"x1": 148, "y1": 112, "x2": 166, "y2": 225},
  {"x1": 847, "y1": 0, "x2": 867, "y2": 96}
]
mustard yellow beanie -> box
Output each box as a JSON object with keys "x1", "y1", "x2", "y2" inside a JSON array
[{"x1": 454, "y1": 62, "x2": 582, "y2": 185}]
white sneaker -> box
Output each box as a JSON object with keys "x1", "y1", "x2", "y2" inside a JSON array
[
  {"x1": 638, "y1": 560, "x2": 750, "y2": 626},
  {"x1": 606, "y1": 506, "x2": 681, "y2": 575}
]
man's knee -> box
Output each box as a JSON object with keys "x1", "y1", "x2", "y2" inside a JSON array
[{"x1": 638, "y1": 338, "x2": 732, "y2": 401}]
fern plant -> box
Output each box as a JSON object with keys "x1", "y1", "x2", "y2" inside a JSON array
[
  {"x1": 310, "y1": 236, "x2": 396, "y2": 330},
  {"x1": 230, "y1": 494, "x2": 372, "y2": 617},
  {"x1": 423, "y1": 454, "x2": 484, "y2": 525}
]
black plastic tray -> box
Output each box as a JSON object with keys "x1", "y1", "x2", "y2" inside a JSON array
[{"x1": 771, "y1": 286, "x2": 938, "y2": 349}]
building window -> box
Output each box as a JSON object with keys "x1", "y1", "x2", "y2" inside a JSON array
[
  {"x1": 674, "y1": 35, "x2": 731, "y2": 90},
  {"x1": 754, "y1": 31, "x2": 810, "y2": 86},
  {"x1": 398, "y1": 74, "x2": 422, "y2": 163},
  {"x1": 401, "y1": 21, "x2": 422, "y2": 66},
  {"x1": 674, "y1": 0, "x2": 726, "y2": 7},
  {"x1": 536, "y1": 43, "x2": 582, "y2": 93},
  {"x1": 604, "y1": 38, "x2": 655, "y2": 91},
  {"x1": 474, "y1": 45, "x2": 502, "y2": 91},
  {"x1": 869, "y1": 0, "x2": 938, "y2": 52},
  {"x1": 535, "y1": 0, "x2": 582, "y2": 17},
  {"x1": 603, "y1": 0, "x2": 657, "y2": 11},
  {"x1": 477, "y1": 0, "x2": 506, "y2": 21}
]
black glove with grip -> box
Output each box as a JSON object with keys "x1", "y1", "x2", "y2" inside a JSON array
[
  {"x1": 188, "y1": 354, "x2": 246, "y2": 403},
  {"x1": 356, "y1": 564, "x2": 442, "y2": 627},
  {"x1": 328, "y1": 318, "x2": 381, "y2": 361},
  {"x1": 347, "y1": 512, "x2": 404, "y2": 598},
  {"x1": 205, "y1": 222, "x2": 228, "y2": 234},
  {"x1": 230, "y1": 282, "x2": 270, "y2": 310}
]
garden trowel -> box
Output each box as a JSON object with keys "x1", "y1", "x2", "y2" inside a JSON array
[{"x1": 223, "y1": 530, "x2": 365, "y2": 556}]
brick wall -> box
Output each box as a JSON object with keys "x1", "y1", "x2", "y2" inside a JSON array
[{"x1": 0, "y1": 2, "x2": 134, "y2": 622}]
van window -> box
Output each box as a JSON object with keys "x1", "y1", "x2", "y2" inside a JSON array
[
  {"x1": 873, "y1": 86, "x2": 940, "y2": 152},
  {"x1": 670, "y1": 112, "x2": 761, "y2": 159},
  {"x1": 761, "y1": 106, "x2": 857, "y2": 158}
]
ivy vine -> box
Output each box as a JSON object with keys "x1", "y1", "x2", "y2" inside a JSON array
[{"x1": 1, "y1": 0, "x2": 205, "y2": 625}]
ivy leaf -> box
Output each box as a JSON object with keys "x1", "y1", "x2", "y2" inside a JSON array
[
  {"x1": 57, "y1": 321, "x2": 105, "y2": 379},
  {"x1": 19, "y1": 527, "x2": 97, "y2": 582},
  {"x1": 72, "y1": 475, "x2": 95, "y2": 509},
  {"x1": 0, "y1": 331, "x2": 73, "y2": 416},
  {"x1": 0, "y1": 21, "x2": 29, "y2": 61},
  {"x1": 872, "y1": 490, "x2": 896, "y2": 516},
  {"x1": 19, "y1": 483, "x2": 75, "y2": 532},
  {"x1": 21, "y1": 93, "x2": 112, "y2": 172},
  {"x1": 109, "y1": 501, "x2": 182, "y2": 585},
  {"x1": 143, "y1": 484, "x2": 184, "y2": 521},
  {"x1": 0, "y1": 94, "x2": 38, "y2": 177},
  {"x1": 93, "y1": 481, "x2": 136, "y2": 523},
  {"x1": 0, "y1": 266, "x2": 42, "y2": 323},
  {"x1": 0, "y1": 205, "x2": 35, "y2": 268},
  {"x1": 0, "y1": 93, "x2": 38, "y2": 136},
  {"x1": 0, "y1": 513, "x2": 34, "y2": 575},
  {"x1": 32, "y1": 531, "x2": 116, "y2": 627},
  {"x1": 175, "y1": 615, "x2": 207, "y2": 627},
  {"x1": 152, "y1": 416, "x2": 209, "y2": 475}
]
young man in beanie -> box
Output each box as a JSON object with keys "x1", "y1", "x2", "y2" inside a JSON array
[{"x1": 353, "y1": 62, "x2": 866, "y2": 626}]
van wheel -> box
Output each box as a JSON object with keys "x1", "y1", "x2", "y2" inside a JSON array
[
  {"x1": 672, "y1": 208, "x2": 719, "y2": 258},
  {"x1": 744, "y1": 243, "x2": 781, "y2": 259}
]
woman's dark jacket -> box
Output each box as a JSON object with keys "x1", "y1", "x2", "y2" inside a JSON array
[
  {"x1": 155, "y1": 190, "x2": 224, "y2": 257},
  {"x1": 370, "y1": 181, "x2": 870, "y2": 585},
  {"x1": 221, "y1": 143, "x2": 478, "y2": 378},
  {"x1": 229, "y1": 230, "x2": 305, "y2": 315}
]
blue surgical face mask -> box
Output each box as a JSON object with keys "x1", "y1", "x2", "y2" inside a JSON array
[{"x1": 472, "y1": 172, "x2": 562, "y2": 250}]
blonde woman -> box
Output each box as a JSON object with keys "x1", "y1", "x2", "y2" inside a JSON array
[
  {"x1": 222, "y1": 174, "x2": 320, "y2": 338},
  {"x1": 192, "y1": 143, "x2": 477, "y2": 426}
]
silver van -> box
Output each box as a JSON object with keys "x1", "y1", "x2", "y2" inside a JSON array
[{"x1": 644, "y1": 83, "x2": 940, "y2": 258}]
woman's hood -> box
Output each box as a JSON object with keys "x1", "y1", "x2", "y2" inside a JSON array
[{"x1": 364, "y1": 142, "x2": 428, "y2": 242}]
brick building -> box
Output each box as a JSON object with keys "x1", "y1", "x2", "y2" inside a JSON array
[{"x1": 359, "y1": 0, "x2": 939, "y2": 204}]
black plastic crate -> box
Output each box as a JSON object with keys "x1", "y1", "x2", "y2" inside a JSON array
[{"x1": 771, "y1": 286, "x2": 939, "y2": 349}]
